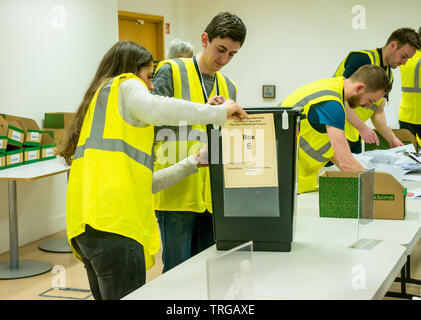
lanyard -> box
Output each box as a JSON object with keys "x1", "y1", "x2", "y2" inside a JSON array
[{"x1": 193, "y1": 55, "x2": 219, "y2": 103}]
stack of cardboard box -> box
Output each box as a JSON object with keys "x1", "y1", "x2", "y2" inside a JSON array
[{"x1": 0, "y1": 113, "x2": 61, "y2": 170}]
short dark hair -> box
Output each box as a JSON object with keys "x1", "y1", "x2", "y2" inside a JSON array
[
  {"x1": 349, "y1": 65, "x2": 392, "y2": 94},
  {"x1": 204, "y1": 12, "x2": 247, "y2": 46},
  {"x1": 418, "y1": 26, "x2": 421, "y2": 38},
  {"x1": 386, "y1": 27, "x2": 421, "y2": 50}
]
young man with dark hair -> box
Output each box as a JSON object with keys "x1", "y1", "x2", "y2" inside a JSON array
[
  {"x1": 399, "y1": 27, "x2": 421, "y2": 139},
  {"x1": 282, "y1": 65, "x2": 392, "y2": 194},
  {"x1": 334, "y1": 27, "x2": 421, "y2": 153},
  {"x1": 152, "y1": 12, "x2": 247, "y2": 272}
]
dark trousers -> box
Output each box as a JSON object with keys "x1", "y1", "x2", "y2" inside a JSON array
[
  {"x1": 348, "y1": 136, "x2": 362, "y2": 154},
  {"x1": 399, "y1": 121, "x2": 421, "y2": 139},
  {"x1": 72, "y1": 225, "x2": 146, "y2": 300},
  {"x1": 156, "y1": 210, "x2": 215, "y2": 273}
]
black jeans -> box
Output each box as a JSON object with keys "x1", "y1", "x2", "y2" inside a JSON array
[
  {"x1": 348, "y1": 136, "x2": 362, "y2": 154},
  {"x1": 72, "y1": 225, "x2": 146, "y2": 300},
  {"x1": 399, "y1": 121, "x2": 421, "y2": 139}
]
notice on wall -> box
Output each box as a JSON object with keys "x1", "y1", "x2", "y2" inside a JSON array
[{"x1": 221, "y1": 113, "x2": 278, "y2": 188}]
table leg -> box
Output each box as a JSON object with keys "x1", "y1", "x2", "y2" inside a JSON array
[
  {"x1": 39, "y1": 238, "x2": 71, "y2": 253},
  {"x1": 8, "y1": 180, "x2": 18, "y2": 269},
  {"x1": 38, "y1": 171, "x2": 72, "y2": 253},
  {"x1": 405, "y1": 255, "x2": 421, "y2": 286},
  {"x1": 0, "y1": 181, "x2": 53, "y2": 279}
]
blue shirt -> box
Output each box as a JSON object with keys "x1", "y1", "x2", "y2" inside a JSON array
[{"x1": 307, "y1": 100, "x2": 345, "y2": 133}]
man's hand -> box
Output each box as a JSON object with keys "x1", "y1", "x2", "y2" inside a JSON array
[
  {"x1": 389, "y1": 136, "x2": 404, "y2": 148},
  {"x1": 207, "y1": 95, "x2": 226, "y2": 105},
  {"x1": 359, "y1": 125, "x2": 380, "y2": 146}
]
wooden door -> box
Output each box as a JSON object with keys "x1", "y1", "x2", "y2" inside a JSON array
[{"x1": 118, "y1": 11, "x2": 165, "y2": 63}]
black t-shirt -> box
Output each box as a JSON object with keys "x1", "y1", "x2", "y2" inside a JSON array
[{"x1": 343, "y1": 48, "x2": 390, "y2": 99}]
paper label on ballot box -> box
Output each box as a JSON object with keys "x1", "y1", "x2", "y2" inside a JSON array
[{"x1": 221, "y1": 113, "x2": 278, "y2": 188}]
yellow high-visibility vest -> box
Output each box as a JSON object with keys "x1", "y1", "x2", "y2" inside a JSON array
[
  {"x1": 334, "y1": 49, "x2": 394, "y2": 142},
  {"x1": 281, "y1": 77, "x2": 345, "y2": 193},
  {"x1": 399, "y1": 50, "x2": 421, "y2": 124},
  {"x1": 153, "y1": 58, "x2": 237, "y2": 213},
  {"x1": 66, "y1": 73, "x2": 159, "y2": 270}
]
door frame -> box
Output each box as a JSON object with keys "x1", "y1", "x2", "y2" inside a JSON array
[{"x1": 118, "y1": 11, "x2": 165, "y2": 61}]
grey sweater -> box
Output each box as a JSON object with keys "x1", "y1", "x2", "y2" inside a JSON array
[{"x1": 118, "y1": 78, "x2": 226, "y2": 193}]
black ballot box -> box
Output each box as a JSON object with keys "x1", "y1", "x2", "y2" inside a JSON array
[{"x1": 207, "y1": 107, "x2": 301, "y2": 252}]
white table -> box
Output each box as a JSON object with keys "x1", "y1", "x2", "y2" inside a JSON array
[
  {"x1": 0, "y1": 157, "x2": 70, "y2": 279},
  {"x1": 296, "y1": 191, "x2": 421, "y2": 254},
  {"x1": 124, "y1": 182, "x2": 421, "y2": 300},
  {"x1": 295, "y1": 183, "x2": 421, "y2": 299},
  {"x1": 124, "y1": 235, "x2": 406, "y2": 300}
]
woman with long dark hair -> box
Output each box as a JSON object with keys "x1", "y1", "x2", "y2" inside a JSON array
[{"x1": 59, "y1": 40, "x2": 246, "y2": 300}]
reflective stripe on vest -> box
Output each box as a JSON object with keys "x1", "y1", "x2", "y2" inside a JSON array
[
  {"x1": 369, "y1": 104, "x2": 378, "y2": 112},
  {"x1": 172, "y1": 58, "x2": 191, "y2": 100},
  {"x1": 222, "y1": 74, "x2": 237, "y2": 100},
  {"x1": 299, "y1": 137, "x2": 331, "y2": 163},
  {"x1": 286, "y1": 90, "x2": 342, "y2": 109},
  {"x1": 73, "y1": 81, "x2": 154, "y2": 171},
  {"x1": 402, "y1": 58, "x2": 421, "y2": 93}
]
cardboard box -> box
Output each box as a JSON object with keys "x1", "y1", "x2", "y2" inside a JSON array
[
  {"x1": 40, "y1": 132, "x2": 57, "y2": 161},
  {"x1": 0, "y1": 153, "x2": 5, "y2": 170},
  {"x1": 365, "y1": 128, "x2": 417, "y2": 151},
  {"x1": 44, "y1": 112, "x2": 75, "y2": 129},
  {"x1": 4, "y1": 115, "x2": 43, "y2": 147},
  {"x1": 43, "y1": 128, "x2": 67, "y2": 149},
  {"x1": 0, "y1": 117, "x2": 7, "y2": 152},
  {"x1": 6, "y1": 148, "x2": 24, "y2": 168},
  {"x1": 23, "y1": 147, "x2": 41, "y2": 164},
  {"x1": 0, "y1": 115, "x2": 25, "y2": 147},
  {"x1": 319, "y1": 171, "x2": 406, "y2": 220}
]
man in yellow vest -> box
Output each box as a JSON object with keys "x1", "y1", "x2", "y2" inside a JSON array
[
  {"x1": 281, "y1": 65, "x2": 392, "y2": 194},
  {"x1": 399, "y1": 27, "x2": 421, "y2": 141},
  {"x1": 334, "y1": 28, "x2": 421, "y2": 153},
  {"x1": 152, "y1": 12, "x2": 247, "y2": 272}
]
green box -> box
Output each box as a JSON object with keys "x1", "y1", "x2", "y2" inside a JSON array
[
  {"x1": 0, "y1": 136, "x2": 7, "y2": 153},
  {"x1": 23, "y1": 146, "x2": 41, "y2": 164},
  {"x1": 6, "y1": 148, "x2": 23, "y2": 168},
  {"x1": 41, "y1": 143, "x2": 57, "y2": 161},
  {"x1": 319, "y1": 173, "x2": 359, "y2": 219},
  {"x1": 319, "y1": 171, "x2": 406, "y2": 220},
  {"x1": 7, "y1": 125, "x2": 25, "y2": 147},
  {"x1": 24, "y1": 129, "x2": 43, "y2": 147},
  {"x1": 0, "y1": 152, "x2": 5, "y2": 170}
]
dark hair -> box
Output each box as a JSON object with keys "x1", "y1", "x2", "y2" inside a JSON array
[
  {"x1": 418, "y1": 26, "x2": 421, "y2": 38},
  {"x1": 386, "y1": 27, "x2": 421, "y2": 50},
  {"x1": 204, "y1": 12, "x2": 247, "y2": 46},
  {"x1": 58, "y1": 40, "x2": 153, "y2": 165},
  {"x1": 349, "y1": 65, "x2": 392, "y2": 94}
]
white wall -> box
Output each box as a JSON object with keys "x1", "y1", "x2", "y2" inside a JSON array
[
  {"x1": 0, "y1": 0, "x2": 118, "y2": 254},
  {"x1": 1, "y1": 0, "x2": 420, "y2": 254},
  {"x1": 177, "y1": 0, "x2": 421, "y2": 128}
]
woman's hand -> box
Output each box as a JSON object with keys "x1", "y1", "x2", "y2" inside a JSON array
[
  {"x1": 194, "y1": 144, "x2": 208, "y2": 167},
  {"x1": 222, "y1": 99, "x2": 248, "y2": 121}
]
